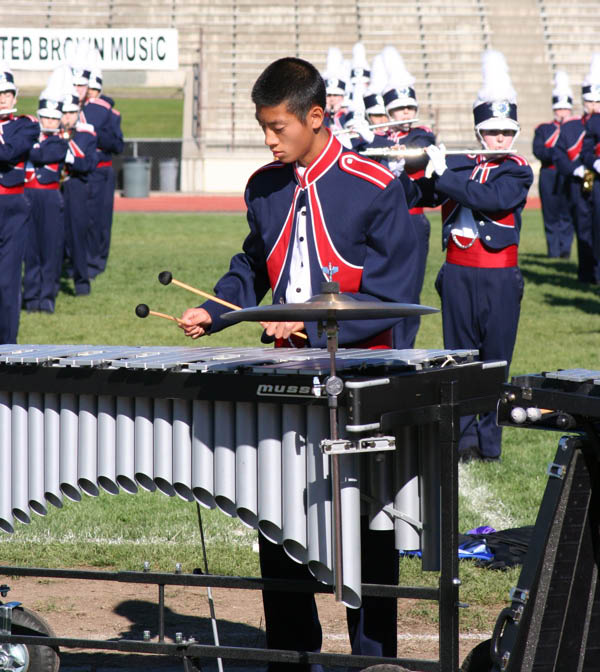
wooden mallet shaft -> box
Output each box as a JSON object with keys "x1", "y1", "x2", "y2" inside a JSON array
[
  {"x1": 158, "y1": 271, "x2": 308, "y2": 339},
  {"x1": 135, "y1": 303, "x2": 182, "y2": 325}
]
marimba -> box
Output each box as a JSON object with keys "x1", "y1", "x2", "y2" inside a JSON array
[{"x1": 0, "y1": 344, "x2": 505, "y2": 610}]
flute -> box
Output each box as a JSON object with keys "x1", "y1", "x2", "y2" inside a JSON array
[{"x1": 359, "y1": 147, "x2": 515, "y2": 158}]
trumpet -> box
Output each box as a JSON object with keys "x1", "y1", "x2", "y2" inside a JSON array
[
  {"x1": 583, "y1": 169, "x2": 595, "y2": 194},
  {"x1": 334, "y1": 118, "x2": 422, "y2": 136},
  {"x1": 359, "y1": 147, "x2": 516, "y2": 159}
]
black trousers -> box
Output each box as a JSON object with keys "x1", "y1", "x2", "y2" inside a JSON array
[{"x1": 259, "y1": 516, "x2": 399, "y2": 672}]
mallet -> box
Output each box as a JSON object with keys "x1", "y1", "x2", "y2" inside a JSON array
[
  {"x1": 158, "y1": 270, "x2": 307, "y2": 339},
  {"x1": 135, "y1": 303, "x2": 182, "y2": 325}
]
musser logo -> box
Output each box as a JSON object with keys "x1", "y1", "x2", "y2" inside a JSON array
[{"x1": 256, "y1": 383, "x2": 314, "y2": 398}]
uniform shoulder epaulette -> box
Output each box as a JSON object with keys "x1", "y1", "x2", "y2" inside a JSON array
[
  {"x1": 19, "y1": 114, "x2": 38, "y2": 123},
  {"x1": 339, "y1": 151, "x2": 395, "y2": 189},
  {"x1": 112, "y1": 108, "x2": 121, "y2": 116},
  {"x1": 506, "y1": 154, "x2": 529, "y2": 167},
  {"x1": 89, "y1": 97, "x2": 112, "y2": 110},
  {"x1": 75, "y1": 121, "x2": 96, "y2": 135},
  {"x1": 246, "y1": 160, "x2": 286, "y2": 187},
  {"x1": 415, "y1": 124, "x2": 434, "y2": 134}
]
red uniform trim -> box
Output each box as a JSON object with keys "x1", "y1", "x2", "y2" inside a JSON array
[
  {"x1": 409, "y1": 207, "x2": 424, "y2": 215},
  {"x1": 0, "y1": 184, "x2": 25, "y2": 194},
  {"x1": 297, "y1": 130, "x2": 342, "y2": 186},
  {"x1": 25, "y1": 176, "x2": 59, "y2": 190},
  {"x1": 308, "y1": 182, "x2": 363, "y2": 292},
  {"x1": 265, "y1": 185, "x2": 301, "y2": 292},
  {"x1": 544, "y1": 125, "x2": 560, "y2": 149},
  {"x1": 338, "y1": 153, "x2": 395, "y2": 189},
  {"x1": 68, "y1": 139, "x2": 85, "y2": 158},
  {"x1": 97, "y1": 160, "x2": 113, "y2": 168},
  {"x1": 446, "y1": 238, "x2": 518, "y2": 268},
  {"x1": 567, "y1": 130, "x2": 586, "y2": 161},
  {"x1": 88, "y1": 97, "x2": 111, "y2": 110}
]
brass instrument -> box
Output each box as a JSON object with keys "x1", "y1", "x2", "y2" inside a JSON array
[{"x1": 583, "y1": 169, "x2": 595, "y2": 194}]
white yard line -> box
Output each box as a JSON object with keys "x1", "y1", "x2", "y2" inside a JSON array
[{"x1": 459, "y1": 464, "x2": 516, "y2": 530}]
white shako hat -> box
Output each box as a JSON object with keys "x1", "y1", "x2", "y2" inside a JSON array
[
  {"x1": 351, "y1": 42, "x2": 370, "y2": 85},
  {"x1": 472, "y1": 50, "x2": 519, "y2": 133},
  {"x1": 582, "y1": 53, "x2": 600, "y2": 102},
  {"x1": 363, "y1": 54, "x2": 387, "y2": 116},
  {"x1": 88, "y1": 47, "x2": 103, "y2": 91},
  {"x1": 322, "y1": 46, "x2": 346, "y2": 96},
  {"x1": 381, "y1": 46, "x2": 417, "y2": 112},
  {"x1": 69, "y1": 40, "x2": 91, "y2": 86},
  {"x1": 38, "y1": 68, "x2": 66, "y2": 120},
  {"x1": 0, "y1": 62, "x2": 18, "y2": 116},
  {"x1": 552, "y1": 70, "x2": 573, "y2": 109},
  {"x1": 0, "y1": 62, "x2": 17, "y2": 94},
  {"x1": 60, "y1": 66, "x2": 80, "y2": 112}
]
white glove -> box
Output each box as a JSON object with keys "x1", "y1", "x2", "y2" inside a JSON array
[
  {"x1": 65, "y1": 149, "x2": 75, "y2": 165},
  {"x1": 573, "y1": 165, "x2": 585, "y2": 179},
  {"x1": 350, "y1": 120, "x2": 375, "y2": 144},
  {"x1": 593, "y1": 159, "x2": 600, "y2": 175},
  {"x1": 387, "y1": 158, "x2": 405, "y2": 177},
  {"x1": 338, "y1": 133, "x2": 353, "y2": 149},
  {"x1": 425, "y1": 144, "x2": 447, "y2": 176}
]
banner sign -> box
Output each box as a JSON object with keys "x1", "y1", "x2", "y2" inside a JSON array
[{"x1": 0, "y1": 28, "x2": 179, "y2": 70}]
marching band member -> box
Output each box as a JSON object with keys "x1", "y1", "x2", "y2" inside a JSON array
[
  {"x1": 405, "y1": 51, "x2": 533, "y2": 461},
  {"x1": 179, "y1": 57, "x2": 418, "y2": 670},
  {"x1": 532, "y1": 71, "x2": 574, "y2": 259},
  {"x1": 60, "y1": 76, "x2": 98, "y2": 297},
  {"x1": 581, "y1": 53, "x2": 600, "y2": 263},
  {"x1": 0, "y1": 62, "x2": 39, "y2": 344},
  {"x1": 383, "y1": 46, "x2": 435, "y2": 347},
  {"x1": 322, "y1": 47, "x2": 348, "y2": 131},
  {"x1": 23, "y1": 69, "x2": 69, "y2": 314},
  {"x1": 553, "y1": 54, "x2": 600, "y2": 284},
  {"x1": 82, "y1": 65, "x2": 124, "y2": 278}
]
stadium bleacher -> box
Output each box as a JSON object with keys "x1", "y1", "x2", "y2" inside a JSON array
[{"x1": 4, "y1": 0, "x2": 598, "y2": 190}]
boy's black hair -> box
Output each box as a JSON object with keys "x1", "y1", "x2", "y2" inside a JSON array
[{"x1": 251, "y1": 57, "x2": 326, "y2": 121}]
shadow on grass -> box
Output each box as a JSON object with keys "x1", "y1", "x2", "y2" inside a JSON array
[
  {"x1": 58, "y1": 276, "x2": 76, "y2": 297},
  {"x1": 519, "y1": 254, "x2": 600, "y2": 305},
  {"x1": 542, "y1": 292, "x2": 600, "y2": 319},
  {"x1": 58, "y1": 598, "x2": 265, "y2": 670}
]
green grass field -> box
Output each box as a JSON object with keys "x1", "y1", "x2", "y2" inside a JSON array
[
  {"x1": 3, "y1": 209, "x2": 599, "y2": 632},
  {"x1": 17, "y1": 93, "x2": 183, "y2": 138}
]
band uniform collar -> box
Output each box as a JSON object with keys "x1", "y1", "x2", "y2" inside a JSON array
[{"x1": 294, "y1": 128, "x2": 343, "y2": 188}]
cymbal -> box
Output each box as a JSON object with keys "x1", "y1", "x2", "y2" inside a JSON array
[{"x1": 221, "y1": 292, "x2": 438, "y2": 323}]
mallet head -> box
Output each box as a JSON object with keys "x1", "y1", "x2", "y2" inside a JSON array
[
  {"x1": 158, "y1": 271, "x2": 173, "y2": 286},
  {"x1": 135, "y1": 303, "x2": 150, "y2": 318}
]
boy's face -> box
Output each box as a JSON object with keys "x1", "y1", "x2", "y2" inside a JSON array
[
  {"x1": 554, "y1": 108, "x2": 571, "y2": 121},
  {"x1": 390, "y1": 105, "x2": 417, "y2": 121},
  {"x1": 62, "y1": 111, "x2": 79, "y2": 129},
  {"x1": 480, "y1": 128, "x2": 516, "y2": 150},
  {"x1": 0, "y1": 90, "x2": 16, "y2": 114},
  {"x1": 584, "y1": 100, "x2": 600, "y2": 115},
  {"x1": 326, "y1": 94, "x2": 344, "y2": 113},
  {"x1": 256, "y1": 102, "x2": 324, "y2": 165},
  {"x1": 75, "y1": 84, "x2": 88, "y2": 105},
  {"x1": 40, "y1": 116, "x2": 60, "y2": 130},
  {"x1": 368, "y1": 113, "x2": 388, "y2": 126}
]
